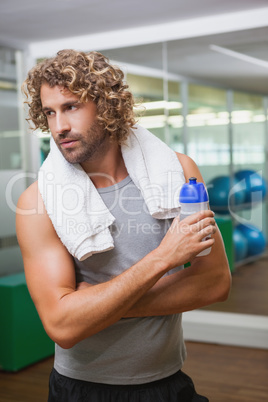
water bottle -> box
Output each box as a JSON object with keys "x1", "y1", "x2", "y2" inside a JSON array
[{"x1": 179, "y1": 177, "x2": 211, "y2": 256}]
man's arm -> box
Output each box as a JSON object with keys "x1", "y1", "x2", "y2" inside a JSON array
[
  {"x1": 124, "y1": 153, "x2": 231, "y2": 317},
  {"x1": 16, "y1": 180, "x2": 215, "y2": 349},
  {"x1": 124, "y1": 225, "x2": 230, "y2": 317}
]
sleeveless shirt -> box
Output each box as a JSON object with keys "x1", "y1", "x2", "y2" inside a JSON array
[{"x1": 54, "y1": 176, "x2": 186, "y2": 384}]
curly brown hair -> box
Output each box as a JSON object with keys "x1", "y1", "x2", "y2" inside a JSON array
[{"x1": 22, "y1": 49, "x2": 137, "y2": 143}]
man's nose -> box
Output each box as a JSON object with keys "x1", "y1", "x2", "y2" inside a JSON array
[{"x1": 55, "y1": 113, "x2": 71, "y2": 135}]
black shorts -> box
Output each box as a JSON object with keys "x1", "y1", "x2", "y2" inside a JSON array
[{"x1": 48, "y1": 368, "x2": 209, "y2": 402}]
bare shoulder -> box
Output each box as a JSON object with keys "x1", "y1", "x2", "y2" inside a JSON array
[
  {"x1": 175, "y1": 152, "x2": 198, "y2": 172},
  {"x1": 16, "y1": 178, "x2": 74, "y2": 281},
  {"x1": 175, "y1": 152, "x2": 205, "y2": 183},
  {"x1": 17, "y1": 180, "x2": 43, "y2": 211},
  {"x1": 16, "y1": 181, "x2": 58, "y2": 252}
]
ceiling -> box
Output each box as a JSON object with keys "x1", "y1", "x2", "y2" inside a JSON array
[{"x1": 1, "y1": 0, "x2": 268, "y2": 94}]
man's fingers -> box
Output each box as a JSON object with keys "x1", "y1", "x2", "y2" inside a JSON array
[
  {"x1": 180, "y1": 209, "x2": 215, "y2": 225},
  {"x1": 198, "y1": 223, "x2": 217, "y2": 239},
  {"x1": 195, "y1": 217, "x2": 216, "y2": 232}
]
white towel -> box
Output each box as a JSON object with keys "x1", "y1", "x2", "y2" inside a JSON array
[{"x1": 38, "y1": 124, "x2": 185, "y2": 261}]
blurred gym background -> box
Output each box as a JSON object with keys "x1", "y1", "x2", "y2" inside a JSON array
[{"x1": 0, "y1": 0, "x2": 267, "y2": 379}]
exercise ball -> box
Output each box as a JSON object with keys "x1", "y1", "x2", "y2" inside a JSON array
[
  {"x1": 235, "y1": 169, "x2": 267, "y2": 204},
  {"x1": 207, "y1": 176, "x2": 246, "y2": 214},
  {"x1": 233, "y1": 226, "x2": 248, "y2": 262},
  {"x1": 236, "y1": 223, "x2": 266, "y2": 257}
]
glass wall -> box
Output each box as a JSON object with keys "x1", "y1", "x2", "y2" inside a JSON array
[
  {"x1": 0, "y1": 46, "x2": 25, "y2": 276},
  {"x1": 183, "y1": 84, "x2": 230, "y2": 180},
  {"x1": 0, "y1": 47, "x2": 21, "y2": 170},
  {"x1": 127, "y1": 73, "x2": 165, "y2": 141},
  {"x1": 232, "y1": 92, "x2": 265, "y2": 166},
  {"x1": 232, "y1": 92, "x2": 267, "y2": 237},
  {"x1": 97, "y1": 42, "x2": 267, "y2": 318}
]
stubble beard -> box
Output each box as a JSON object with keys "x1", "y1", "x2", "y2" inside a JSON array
[{"x1": 57, "y1": 121, "x2": 109, "y2": 165}]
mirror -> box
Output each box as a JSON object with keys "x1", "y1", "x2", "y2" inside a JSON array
[{"x1": 99, "y1": 40, "x2": 268, "y2": 319}]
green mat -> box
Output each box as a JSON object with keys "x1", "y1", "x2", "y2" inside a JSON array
[{"x1": 0, "y1": 272, "x2": 54, "y2": 371}]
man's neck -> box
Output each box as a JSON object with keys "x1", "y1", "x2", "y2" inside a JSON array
[{"x1": 81, "y1": 141, "x2": 128, "y2": 188}]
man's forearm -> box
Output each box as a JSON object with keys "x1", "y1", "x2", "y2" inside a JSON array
[
  {"x1": 124, "y1": 228, "x2": 231, "y2": 318},
  {"x1": 76, "y1": 253, "x2": 230, "y2": 320},
  {"x1": 124, "y1": 259, "x2": 230, "y2": 317},
  {"x1": 44, "y1": 249, "x2": 170, "y2": 348}
]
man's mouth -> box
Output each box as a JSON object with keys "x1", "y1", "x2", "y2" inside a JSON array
[{"x1": 59, "y1": 139, "x2": 78, "y2": 148}]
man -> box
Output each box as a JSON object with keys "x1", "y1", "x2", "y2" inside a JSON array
[{"x1": 17, "y1": 49, "x2": 231, "y2": 401}]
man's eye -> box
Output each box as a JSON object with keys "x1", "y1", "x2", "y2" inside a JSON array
[{"x1": 44, "y1": 110, "x2": 54, "y2": 116}]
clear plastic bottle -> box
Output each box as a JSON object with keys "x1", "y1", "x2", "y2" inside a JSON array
[{"x1": 179, "y1": 177, "x2": 211, "y2": 256}]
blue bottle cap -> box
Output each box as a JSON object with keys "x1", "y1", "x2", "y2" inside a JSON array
[{"x1": 179, "y1": 177, "x2": 209, "y2": 203}]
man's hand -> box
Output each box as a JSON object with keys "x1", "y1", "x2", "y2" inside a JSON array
[{"x1": 155, "y1": 209, "x2": 216, "y2": 269}]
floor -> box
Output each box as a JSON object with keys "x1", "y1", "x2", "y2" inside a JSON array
[{"x1": 183, "y1": 342, "x2": 268, "y2": 402}]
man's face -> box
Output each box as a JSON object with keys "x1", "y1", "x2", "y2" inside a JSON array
[{"x1": 40, "y1": 84, "x2": 107, "y2": 165}]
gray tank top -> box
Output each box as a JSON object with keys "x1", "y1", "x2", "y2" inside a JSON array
[{"x1": 54, "y1": 176, "x2": 186, "y2": 384}]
